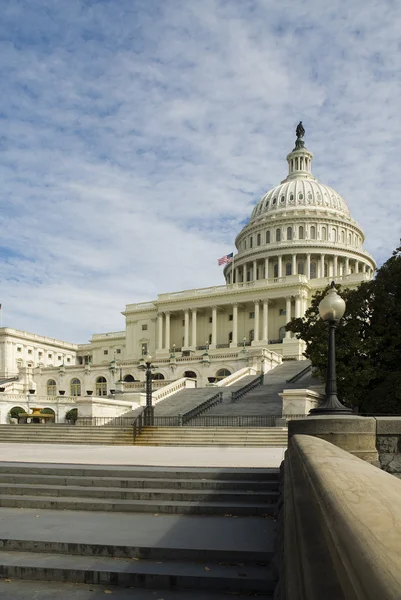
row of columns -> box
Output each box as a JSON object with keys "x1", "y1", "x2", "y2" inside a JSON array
[
  {"x1": 156, "y1": 295, "x2": 308, "y2": 351},
  {"x1": 229, "y1": 255, "x2": 372, "y2": 283}
]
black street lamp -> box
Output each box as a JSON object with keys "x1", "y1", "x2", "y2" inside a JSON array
[
  {"x1": 137, "y1": 354, "x2": 157, "y2": 425},
  {"x1": 310, "y1": 282, "x2": 352, "y2": 415}
]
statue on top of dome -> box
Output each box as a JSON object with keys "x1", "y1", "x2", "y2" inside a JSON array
[
  {"x1": 296, "y1": 121, "x2": 305, "y2": 139},
  {"x1": 294, "y1": 121, "x2": 306, "y2": 150}
]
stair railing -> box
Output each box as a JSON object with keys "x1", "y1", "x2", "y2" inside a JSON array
[
  {"x1": 180, "y1": 391, "x2": 223, "y2": 424},
  {"x1": 231, "y1": 373, "x2": 264, "y2": 403}
]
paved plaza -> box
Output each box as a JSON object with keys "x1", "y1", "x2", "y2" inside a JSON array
[{"x1": 0, "y1": 442, "x2": 285, "y2": 468}]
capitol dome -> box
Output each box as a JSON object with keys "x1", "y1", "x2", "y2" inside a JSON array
[{"x1": 224, "y1": 123, "x2": 375, "y2": 286}]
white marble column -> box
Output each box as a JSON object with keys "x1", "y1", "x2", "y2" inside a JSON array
[
  {"x1": 191, "y1": 308, "x2": 197, "y2": 348},
  {"x1": 278, "y1": 255, "x2": 283, "y2": 278},
  {"x1": 234, "y1": 266, "x2": 239, "y2": 284},
  {"x1": 320, "y1": 254, "x2": 325, "y2": 278},
  {"x1": 184, "y1": 310, "x2": 190, "y2": 347},
  {"x1": 345, "y1": 257, "x2": 350, "y2": 275},
  {"x1": 355, "y1": 261, "x2": 359, "y2": 274},
  {"x1": 157, "y1": 313, "x2": 163, "y2": 351},
  {"x1": 232, "y1": 303, "x2": 238, "y2": 347},
  {"x1": 285, "y1": 296, "x2": 292, "y2": 338},
  {"x1": 262, "y1": 300, "x2": 269, "y2": 342},
  {"x1": 292, "y1": 254, "x2": 297, "y2": 276},
  {"x1": 211, "y1": 306, "x2": 217, "y2": 347},
  {"x1": 334, "y1": 255, "x2": 338, "y2": 278},
  {"x1": 295, "y1": 295, "x2": 301, "y2": 318},
  {"x1": 306, "y1": 254, "x2": 311, "y2": 279},
  {"x1": 165, "y1": 312, "x2": 170, "y2": 351},
  {"x1": 253, "y1": 260, "x2": 257, "y2": 281},
  {"x1": 254, "y1": 302, "x2": 260, "y2": 342},
  {"x1": 264, "y1": 257, "x2": 269, "y2": 279}
]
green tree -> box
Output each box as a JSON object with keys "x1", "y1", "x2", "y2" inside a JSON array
[{"x1": 286, "y1": 244, "x2": 401, "y2": 413}]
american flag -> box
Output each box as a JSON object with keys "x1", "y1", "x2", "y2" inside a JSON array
[{"x1": 217, "y1": 252, "x2": 233, "y2": 266}]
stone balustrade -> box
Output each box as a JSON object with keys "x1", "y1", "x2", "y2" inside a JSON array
[{"x1": 277, "y1": 433, "x2": 401, "y2": 599}]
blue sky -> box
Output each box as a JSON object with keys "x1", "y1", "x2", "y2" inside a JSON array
[{"x1": 1, "y1": 0, "x2": 400, "y2": 342}]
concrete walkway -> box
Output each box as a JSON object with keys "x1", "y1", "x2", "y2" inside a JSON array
[{"x1": 0, "y1": 443, "x2": 285, "y2": 467}]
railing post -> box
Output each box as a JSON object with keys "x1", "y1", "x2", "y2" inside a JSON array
[{"x1": 178, "y1": 413, "x2": 183, "y2": 427}]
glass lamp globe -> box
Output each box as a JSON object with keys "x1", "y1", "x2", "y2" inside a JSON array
[{"x1": 318, "y1": 284, "x2": 346, "y2": 322}]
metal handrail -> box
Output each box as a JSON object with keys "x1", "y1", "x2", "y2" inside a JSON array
[{"x1": 231, "y1": 374, "x2": 264, "y2": 403}]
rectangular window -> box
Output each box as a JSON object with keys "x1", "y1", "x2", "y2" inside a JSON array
[
  {"x1": 48, "y1": 354, "x2": 52, "y2": 359},
  {"x1": 104, "y1": 350, "x2": 108, "y2": 355},
  {"x1": 116, "y1": 349, "x2": 121, "y2": 354},
  {"x1": 38, "y1": 352, "x2": 43, "y2": 358},
  {"x1": 209, "y1": 317, "x2": 213, "y2": 323},
  {"x1": 249, "y1": 312, "x2": 255, "y2": 319},
  {"x1": 228, "y1": 314, "x2": 233, "y2": 321},
  {"x1": 66, "y1": 357, "x2": 71, "y2": 363},
  {"x1": 142, "y1": 324, "x2": 148, "y2": 331},
  {"x1": 58, "y1": 355, "x2": 62, "y2": 360},
  {"x1": 182, "y1": 320, "x2": 185, "y2": 326},
  {"x1": 28, "y1": 349, "x2": 32, "y2": 354},
  {"x1": 17, "y1": 347, "x2": 22, "y2": 352}
]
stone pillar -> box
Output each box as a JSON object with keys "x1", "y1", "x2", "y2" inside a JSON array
[
  {"x1": 264, "y1": 257, "x2": 269, "y2": 279},
  {"x1": 165, "y1": 312, "x2": 170, "y2": 351},
  {"x1": 278, "y1": 255, "x2": 283, "y2": 278},
  {"x1": 157, "y1": 313, "x2": 163, "y2": 351},
  {"x1": 184, "y1": 310, "x2": 190, "y2": 348},
  {"x1": 211, "y1": 306, "x2": 217, "y2": 347},
  {"x1": 345, "y1": 257, "x2": 350, "y2": 275},
  {"x1": 235, "y1": 266, "x2": 239, "y2": 284},
  {"x1": 334, "y1": 255, "x2": 338, "y2": 278},
  {"x1": 231, "y1": 303, "x2": 238, "y2": 347},
  {"x1": 355, "y1": 261, "x2": 359, "y2": 274},
  {"x1": 254, "y1": 301, "x2": 260, "y2": 342},
  {"x1": 306, "y1": 254, "x2": 311, "y2": 279},
  {"x1": 285, "y1": 297, "x2": 292, "y2": 338},
  {"x1": 292, "y1": 254, "x2": 297, "y2": 276},
  {"x1": 321, "y1": 254, "x2": 325, "y2": 278},
  {"x1": 191, "y1": 308, "x2": 197, "y2": 348},
  {"x1": 253, "y1": 260, "x2": 257, "y2": 281},
  {"x1": 295, "y1": 295, "x2": 301, "y2": 319},
  {"x1": 262, "y1": 300, "x2": 269, "y2": 342}
]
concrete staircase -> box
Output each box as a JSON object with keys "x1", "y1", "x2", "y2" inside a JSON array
[
  {"x1": 135, "y1": 426, "x2": 288, "y2": 446},
  {"x1": 203, "y1": 360, "x2": 313, "y2": 417},
  {"x1": 0, "y1": 462, "x2": 279, "y2": 598},
  {"x1": 0, "y1": 425, "x2": 133, "y2": 445},
  {"x1": 153, "y1": 387, "x2": 222, "y2": 416}
]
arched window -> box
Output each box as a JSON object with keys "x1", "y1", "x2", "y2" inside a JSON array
[
  {"x1": 290, "y1": 193, "x2": 294, "y2": 201},
  {"x1": 249, "y1": 329, "x2": 255, "y2": 342},
  {"x1": 228, "y1": 331, "x2": 233, "y2": 343},
  {"x1": 332, "y1": 228, "x2": 337, "y2": 242},
  {"x1": 287, "y1": 227, "x2": 292, "y2": 240},
  {"x1": 298, "y1": 262, "x2": 304, "y2": 274},
  {"x1": 9, "y1": 406, "x2": 25, "y2": 422},
  {"x1": 47, "y1": 379, "x2": 57, "y2": 396},
  {"x1": 274, "y1": 263, "x2": 279, "y2": 278},
  {"x1": 286, "y1": 263, "x2": 292, "y2": 276},
  {"x1": 276, "y1": 228, "x2": 281, "y2": 242},
  {"x1": 70, "y1": 378, "x2": 81, "y2": 397},
  {"x1": 250, "y1": 237, "x2": 253, "y2": 248},
  {"x1": 244, "y1": 239, "x2": 247, "y2": 250},
  {"x1": 299, "y1": 226, "x2": 304, "y2": 240},
  {"x1": 152, "y1": 373, "x2": 165, "y2": 380},
  {"x1": 257, "y1": 233, "x2": 261, "y2": 246},
  {"x1": 123, "y1": 374, "x2": 135, "y2": 382},
  {"x1": 298, "y1": 193, "x2": 304, "y2": 200},
  {"x1": 321, "y1": 227, "x2": 327, "y2": 241},
  {"x1": 348, "y1": 233, "x2": 352, "y2": 244},
  {"x1": 184, "y1": 371, "x2": 197, "y2": 378},
  {"x1": 216, "y1": 368, "x2": 232, "y2": 381},
  {"x1": 341, "y1": 230, "x2": 345, "y2": 243},
  {"x1": 95, "y1": 376, "x2": 107, "y2": 397},
  {"x1": 266, "y1": 230, "x2": 270, "y2": 244},
  {"x1": 310, "y1": 226, "x2": 316, "y2": 240},
  {"x1": 310, "y1": 262, "x2": 317, "y2": 279}
]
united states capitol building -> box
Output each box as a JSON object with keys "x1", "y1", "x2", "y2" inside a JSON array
[{"x1": 0, "y1": 125, "x2": 376, "y2": 420}]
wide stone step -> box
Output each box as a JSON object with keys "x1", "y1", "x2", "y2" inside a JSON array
[
  {"x1": 0, "y1": 473, "x2": 279, "y2": 490},
  {"x1": 0, "y1": 463, "x2": 279, "y2": 481},
  {"x1": 0, "y1": 550, "x2": 275, "y2": 593},
  {"x1": 0, "y1": 494, "x2": 276, "y2": 515},
  {"x1": 0, "y1": 483, "x2": 278, "y2": 503}
]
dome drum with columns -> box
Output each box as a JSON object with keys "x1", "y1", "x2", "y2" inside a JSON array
[{"x1": 0, "y1": 124, "x2": 376, "y2": 409}]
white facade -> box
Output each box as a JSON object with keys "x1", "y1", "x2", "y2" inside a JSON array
[{"x1": 0, "y1": 127, "x2": 375, "y2": 414}]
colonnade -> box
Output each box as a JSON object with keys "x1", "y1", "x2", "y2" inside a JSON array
[
  {"x1": 228, "y1": 253, "x2": 372, "y2": 284},
  {"x1": 156, "y1": 294, "x2": 308, "y2": 352}
]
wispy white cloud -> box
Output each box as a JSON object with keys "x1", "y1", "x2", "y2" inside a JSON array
[{"x1": 0, "y1": 0, "x2": 400, "y2": 341}]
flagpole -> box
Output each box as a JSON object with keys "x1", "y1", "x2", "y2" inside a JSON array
[{"x1": 231, "y1": 253, "x2": 235, "y2": 285}]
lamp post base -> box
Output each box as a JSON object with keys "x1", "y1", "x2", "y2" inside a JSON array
[{"x1": 310, "y1": 394, "x2": 352, "y2": 415}]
